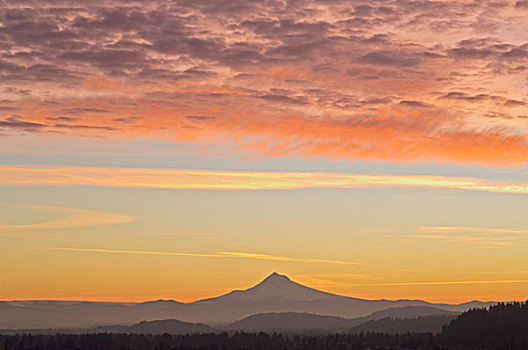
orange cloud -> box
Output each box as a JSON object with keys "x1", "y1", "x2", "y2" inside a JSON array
[
  {"x1": 2, "y1": 1, "x2": 527, "y2": 167},
  {"x1": 10, "y1": 102, "x2": 528, "y2": 165}
]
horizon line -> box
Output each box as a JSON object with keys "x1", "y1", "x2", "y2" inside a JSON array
[{"x1": 1, "y1": 270, "x2": 517, "y2": 306}]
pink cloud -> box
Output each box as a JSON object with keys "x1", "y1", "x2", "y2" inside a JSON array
[{"x1": 1, "y1": 0, "x2": 526, "y2": 165}]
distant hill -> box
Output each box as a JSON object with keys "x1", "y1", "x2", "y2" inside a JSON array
[
  {"x1": 97, "y1": 319, "x2": 215, "y2": 334},
  {"x1": 361, "y1": 306, "x2": 456, "y2": 321},
  {"x1": 227, "y1": 312, "x2": 353, "y2": 331},
  {"x1": 0, "y1": 306, "x2": 456, "y2": 335},
  {"x1": 0, "y1": 319, "x2": 216, "y2": 335},
  {"x1": 350, "y1": 315, "x2": 456, "y2": 334},
  {"x1": 0, "y1": 272, "x2": 495, "y2": 328},
  {"x1": 226, "y1": 306, "x2": 456, "y2": 332}
]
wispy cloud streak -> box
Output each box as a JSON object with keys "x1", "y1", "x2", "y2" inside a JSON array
[
  {"x1": 395, "y1": 225, "x2": 528, "y2": 248},
  {"x1": 344, "y1": 280, "x2": 528, "y2": 287},
  {"x1": 1, "y1": 166, "x2": 528, "y2": 194},
  {"x1": 219, "y1": 252, "x2": 358, "y2": 265},
  {"x1": 294, "y1": 274, "x2": 528, "y2": 289},
  {"x1": 0, "y1": 204, "x2": 135, "y2": 229},
  {"x1": 42, "y1": 247, "x2": 358, "y2": 265},
  {"x1": 416, "y1": 226, "x2": 528, "y2": 234}
]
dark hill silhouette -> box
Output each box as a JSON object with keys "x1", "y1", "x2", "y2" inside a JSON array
[
  {"x1": 440, "y1": 301, "x2": 528, "y2": 349},
  {"x1": 227, "y1": 312, "x2": 353, "y2": 331},
  {"x1": 226, "y1": 306, "x2": 456, "y2": 332},
  {"x1": 0, "y1": 306, "x2": 456, "y2": 335},
  {"x1": 0, "y1": 319, "x2": 216, "y2": 336},
  {"x1": 349, "y1": 315, "x2": 456, "y2": 334},
  {"x1": 361, "y1": 306, "x2": 455, "y2": 321},
  {"x1": 0, "y1": 332, "x2": 438, "y2": 349},
  {"x1": 97, "y1": 319, "x2": 215, "y2": 334},
  {"x1": 0, "y1": 306, "x2": 457, "y2": 336}
]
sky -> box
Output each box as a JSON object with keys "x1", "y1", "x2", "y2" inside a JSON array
[{"x1": 0, "y1": 0, "x2": 528, "y2": 304}]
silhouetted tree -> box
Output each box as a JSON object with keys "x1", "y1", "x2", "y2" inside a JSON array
[{"x1": 440, "y1": 300, "x2": 528, "y2": 349}]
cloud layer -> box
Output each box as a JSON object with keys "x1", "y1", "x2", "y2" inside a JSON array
[{"x1": 1, "y1": 0, "x2": 527, "y2": 165}]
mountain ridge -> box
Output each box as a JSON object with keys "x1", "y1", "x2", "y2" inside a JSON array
[
  {"x1": 0, "y1": 272, "x2": 496, "y2": 328},
  {"x1": 194, "y1": 272, "x2": 346, "y2": 304}
]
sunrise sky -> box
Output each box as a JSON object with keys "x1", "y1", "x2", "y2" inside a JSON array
[{"x1": 1, "y1": 0, "x2": 528, "y2": 304}]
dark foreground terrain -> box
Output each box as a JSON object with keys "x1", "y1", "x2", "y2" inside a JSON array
[
  {"x1": 0, "y1": 332, "x2": 436, "y2": 350},
  {"x1": 1, "y1": 301, "x2": 526, "y2": 349}
]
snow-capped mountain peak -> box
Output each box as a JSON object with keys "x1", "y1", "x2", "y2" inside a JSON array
[
  {"x1": 197, "y1": 272, "x2": 335, "y2": 303},
  {"x1": 254, "y1": 272, "x2": 292, "y2": 287}
]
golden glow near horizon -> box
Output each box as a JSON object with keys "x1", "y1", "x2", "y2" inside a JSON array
[
  {"x1": 1, "y1": 190, "x2": 528, "y2": 303},
  {"x1": 1, "y1": 0, "x2": 528, "y2": 305}
]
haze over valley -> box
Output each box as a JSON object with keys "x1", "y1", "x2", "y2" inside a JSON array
[{"x1": 0, "y1": 273, "x2": 492, "y2": 331}]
